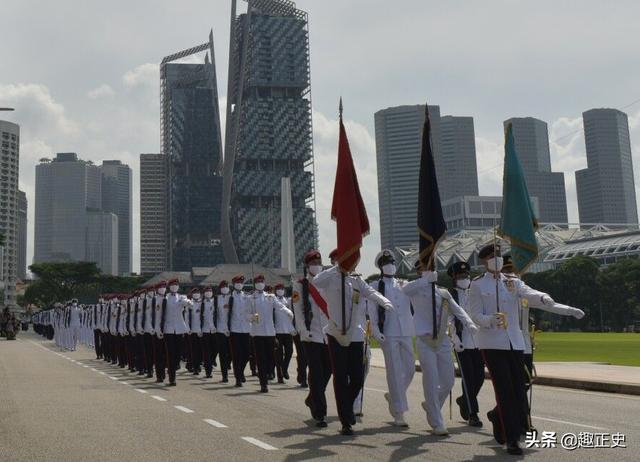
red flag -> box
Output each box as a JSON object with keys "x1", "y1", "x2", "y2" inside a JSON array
[{"x1": 331, "y1": 101, "x2": 370, "y2": 272}]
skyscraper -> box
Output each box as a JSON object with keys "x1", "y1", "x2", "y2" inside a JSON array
[
  {"x1": 503, "y1": 117, "x2": 568, "y2": 224},
  {"x1": 576, "y1": 108, "x2": 638, "y2": 226},
  {"x1": 161, "y1": 31, "x2": 225, "y2": 271},
  {"x1": 440, "y1": 115, "x2": 479, "y2": 200},
  {"x1": 222, "y1": 0, "x2": 318, "y2": 269},
  {"x1": 100, "y1": 160, "x2": 132, "y2": 275},
  {"x1": 140, "y1": 153, "x2": 168, "y2": 275},
  {"x1": 0, "y1": 120, "x2": 20, "y2": 306},
  {"x1": 34, "y1": 153, "x2": 118, "y2": 274},
  {"x1": 16, "y1": 189, "x2": 27, "y2": 280}
]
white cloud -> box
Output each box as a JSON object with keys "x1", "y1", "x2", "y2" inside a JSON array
[
  {"x1": 87, "y1": 84, "x2": 115, "y2": 100},
  {"x1": 123, "y1": 63, "x2": 158, "y2": 89}
]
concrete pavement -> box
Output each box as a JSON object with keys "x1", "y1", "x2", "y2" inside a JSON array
[{"x1": 1, "y1": 332, "x2": 638, "y2": 461}]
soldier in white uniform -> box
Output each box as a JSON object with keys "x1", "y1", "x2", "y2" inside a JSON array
[
  {"x1": 228, "y1": 275, "x2": 252, "y2": 387},
  {"x1": 367, "y1": 250, "x2": 415, "y2": 427},
  {"x1": 214, "y1": 281, "x2": 232, "y2": 383},
  {"x1": 68, "y1": 299, "x2": 81, "y2": 351},
  {"x1": 199, "y1": 286, "x2": 217, "y2": 379},
  {"x1": 403, "y1": 262, "x2": 478, "y2": 436},
  {"x1": 468, "y1": 244, "x2": 554, "y2": 455},
  {"x1": 313, "y1": 264, "x2": 394, "y2": 436},
  {"x1": 158, "y1": 278, "x2": 191, "y2": 386},
  {"x1": 186, "y1": 288, "x2": 203, "y2": 375},
  {"x1": 141, "y1": 286, "x2": 156, "y2": 378},
  {"x1": 274, "y1": 282, "x2": 296, "y2": 384},
  {"x1": 152, "y1": 282, "x2": 168, "y2": 383},
  {"x1": 449, "y1": 261, "x2": 485, "y2": 428},
  {"x1": 249, "y1": 274, "x2": 293, "y2": 392},
  {"x1": 293, "y1": 250, "x2": 331, "y2": 427}
]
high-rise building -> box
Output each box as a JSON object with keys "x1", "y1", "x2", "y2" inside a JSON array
[
  {"x1": 0, "y1": 120, "x2": 20, "y2": 306},
  {"x1": 221, "y1": 0, "x2": 318, "y2": 269},
  {"x1": 140, "y1": 153, "x2": 168, "y2": 275},
  {"x1": 439, "y1": 116, "x2": 479, "y2": 200},
  {"x1": 16, "y1": 190, "x2": 27, "y2": 280},
  {"x1": 86, "y1": 210, "x2": 118, "y2": 275},
  {"x1": 161, "y1": 31, "x2": 225, "y2": 271},
  {"x1": 34, "y1": 153, "x2": 118, "y2": 274},
  {"x1": 375, "y1": 104, "x2": 449, "y2": 250},
  {"x1": 576, "y1": 108, "x2": 638, "y2": 226},
  {"x1": 100, "y1": 160, "x2": 132, "y2": 275},
  {"x1": 442, "y1": 195, "x2": 539, "y2": 233},
  {"x1": 504, "y1": 117, "x2": 568, "y2": 224}
]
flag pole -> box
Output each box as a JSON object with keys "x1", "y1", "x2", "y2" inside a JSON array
[{"x1": 339, "y1": 98, "x2": 347, "y2": 336}]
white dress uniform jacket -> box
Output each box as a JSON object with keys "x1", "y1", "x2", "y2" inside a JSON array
[
  {"x1": 249, "y1": 292, "x2": 292, "y2": 337},
  {"x1": 228, "y1": 291, "x2": 251, "y2": 334},
  {"x1": 188, "y1": 301, "x2": 202, "y2": 335},
  {"x1": 215, "y1": 294, "x2": 231, "y2": 335},
  {"x1": 143, "y1": 295, "x2": 155, "y2": 334},
  {"x1": 292, "y1": 279, "x2": 329, "y2": 344},
  {"x1": 200, "y1": 298, "x2": 216, "y2": 334},
  {"x1": 453, "y1": 288, "x2": 478, "y2": 349},
  {"x1": 468, "y1": 272, "x2": 547, "y2": 351},
  {"x1": 274, "y1": 296, "x2": 296, "y2": 334},
  {"x1": 153, "y1": 295, "x2": 165, "y2": 335},
  {"x1": 161, "y1": 293, "x2": 191, "y2": 335},
  {"x1": 368, "y1": 277, "x2": 415, "y2": 337}
]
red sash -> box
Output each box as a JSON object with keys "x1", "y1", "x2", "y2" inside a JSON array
[{"x1": 308, "y1": 283, "x2": 329, "y2": 318}]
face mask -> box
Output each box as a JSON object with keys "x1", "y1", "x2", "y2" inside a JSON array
[
  {"x1": 486, "y1": 257, "x2": 504, "y2": 272},
  {"x1": 308, "y1": 265, "x2": 323, "y2": 276},
  {"x1": 220, "y1": 287, "x2": 230, "y2": 295},
  {"x1": 456, "y1": 278, "x2": 471, "y2": 290},
  {"x1": 234, "y1": 283, "x2": 243, "y2": 291},
  {"x1": 276, "y1": 289, "x2": 285, "y2": 297},
  {"x1": 204, "y1": 291, "x2": 213, "y2": 298},
  {"x1": 138, "y1": 295, "x2": 144, "y2": 301},
  {"x1": 157, "y1": 287, "x2": 166, "y2": 295},
  {"x1": 255, "y1": 283, "x2": 265, "y2": 291},
  {"x1": 98, "y1": 299, "x2": 104, "y2": 303},
  {"x1": 169, "y1": 285, "x2": 179, "y2": 293},
  {"x1": 193, "y1": 293, "x2": 201, "y2": 301},
  {"x1": 382, "y1": 264, "x2": 396, "y2": 276},
  {"x1": 147, "y1": 291, "x2": 155, "y2": 297}
]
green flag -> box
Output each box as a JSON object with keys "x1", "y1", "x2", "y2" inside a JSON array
[{"x1": 498, "y1": 123, "x2": 539, "y2": 273}]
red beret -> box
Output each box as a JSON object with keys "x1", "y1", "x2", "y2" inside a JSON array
[
  {"x1": 304, "y1": 249, "x2": 321, "y2": 265},
  {"x1": 274, "y1": 283, "x2": 285, "y2": 290},
  {"x1": 231, "y1": 274, "x2": 245, "y2": 283},
  {"x1": 188, "y1": 287, "x2": 201, "y2": 296},
  {"x1": 254, "y1": 274, "x2": 265, "y2": 282},
  {"x1": 218, "y1": 280, "x2": 228, "y2": 287},
  {"x1": 329, "y1": 249, "x2": 338, "y2": 260},
  {"x1": 155, "y1": 280, "x2": 167, "y2": 288},
  {"x1": 168, "y1": 278, "x2": 179, "y2": 285}
]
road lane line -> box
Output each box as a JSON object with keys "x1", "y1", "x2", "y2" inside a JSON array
[
  {"x1": 204, "y1": 419, "x2": 228, "y2": 428},
  {"x1": 108, "y1": 376, "x2": 118, "y2": 380},
  {"x1": 532, "y1": 415, "x2": 607, "y2": 430},
  {"x1": 151, "y1": 395, "x2": 167, "y2": 402},
  {"x1": 135, "y1": 388, "x2": 148, "y2": 394},
  {"x1": 241, "y1": 437, "x2": 277, "y2": 451},
  {"x1": 364, "y1": 387, "x2": 387, "y2": 393},
  {"x1": 175, "y1": 405, "x2": 194, "y2": 414},
  {"x1": 91, "y1": 368, "x2": 98, "y2": 371}
]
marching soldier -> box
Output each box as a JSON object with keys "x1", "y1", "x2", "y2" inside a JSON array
[
  {"x1": 293, "y1": 250, "x2": 331, "y2": 427},
  {"x1": 368, "y1": 250, "x2": 415, "y2": 427},
  {"x1": 153, "y1": 282, "x2": 168, "y2": 383},
  {"x1": 403, "y1": 261, "x2": 478, "y2": 436},
  {"x1": 273, "y1": 282, "x2": 296, "y2": 384},
  {"x1": 158, "y1": 278, "x2": 191, "y2": 386},
  {"x1": 468, "y1": 244, "x2": 553, "y2": 455},
  {"x1": 249, "y1": 274, "x2": 293, "y2": 392},
  {"x1": 187, "y1": 288, "x2": 204, "y2": 375},
  {"x1": 215, "y1": 281, "x2": 232, "y2": 383},
  {"x1": 141, "y1": 286, "x2": 156, "y2": 378},
  {"x1": 449, "y1": 261, "x2": 485, "y2": 428},
  {"x1": 200, "y1": 286, "x2": 218, "y2": 379},
  {"x1": 229, "y1": 275, "x2": 252, "y2": 387},
  {"x1": 313, "y1": 261, "x2": 394, "y2": 436}
]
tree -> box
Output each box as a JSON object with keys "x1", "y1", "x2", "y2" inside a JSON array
[
  {"x1": 597, "y1": 258, "x2": 640, "y2": 331},
  {"x1": 25, "y1": 262, "x2": 102, "y2": 305}
]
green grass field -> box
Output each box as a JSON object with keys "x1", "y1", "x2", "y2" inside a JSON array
[{"x1": 533, "y1": 332, "x2": 640, "y2": 367}]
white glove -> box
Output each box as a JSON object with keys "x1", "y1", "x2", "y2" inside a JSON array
[
  {"x1": 198, "y1": 333, "x2": 203, "y2": 338},
  {"x1": 290, "y1": 329, "x2": 298, "y2": 336},
  {"x1": 541, "y1": 295, "x2": 555, "y2": 307},
  {"x1": 157, "y1": 332, "x2": 164, "y2": 339},
  {"x1": 224, "y1": 330, "x2": 230, "y2": 337},
  {"x1": 422, "y1": 271, "x2": 438, "y2": 283},
  {"x1": 300, "y1": 331, "x2": 312, "y2": 342},
  {"x1": 383, "y1": 301, "x2": 395, "y2": 312},
  {"x1": 465, "y1": 323, "x2": 479, "y2": 335},
  {"x1": 374, "y1": 332, "x2": 386, "y2": 344},
  {"x1": 572, "y1": 308, "x2": 585, "y2": 320},
  {"x1": 453, "y1": 339, "x2": 464, "y2": 353},
  {"x1": 150, "y1": 329, "x2": 155, "y2": 335}
]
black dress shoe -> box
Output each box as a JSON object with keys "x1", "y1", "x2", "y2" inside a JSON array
[
  {"x1": 146, "y1": 373, "x2": 153, "y2": 378},
  {"x1": 283, "y1": 371, "x2": 290, "y2": 380},
  {"x1": 241, "y1": 377, "x2": 247, "y2": 383},
  {"x1": 468, "y1": 414, "x2": 483, "y2": 428},
  {"x1": 456, "y1": 396, "x2": 469, "y2": 420},
  {"x1": 277, "y1": 378, "x2": 285, "y2": 384},
  {"x1": 168, "y1": 382, "x2": 176, "y2": 387},
  {"x1": 221, "y1": 377, "x2": 229, "y2": 383},
  {"x1": 300, "y1": 382, "x2": 308, "y2": 389},
  {"x1": 340, "y1": 425, "x2": 353, "y2": 436},
  {"x1": 507, "y1": 442, "x2": 523, "y2": 455},
  {"x1": 487, "y1": 410, "x2": 505, "y2": 445},
  {"x1": 260, "y1": 386, "x2": 269, "y2": 393},
  {"x1": 205, "y1": 373, "x2": 212, "y2": 378},
  {"x1": 235, "y1": 382, "x2": 243, "y2": 388},
  {"x1": 316, "y1": 419, "x2": 327, "y2": 428}
]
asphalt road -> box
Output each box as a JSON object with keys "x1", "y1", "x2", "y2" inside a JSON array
[{"x1": 1, "y1": 332, "x2": 637, "y2": 461}]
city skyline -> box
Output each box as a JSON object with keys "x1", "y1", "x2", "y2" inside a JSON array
[{"x1": 2, "y1": 0, "x2": 639, "y2": 277}]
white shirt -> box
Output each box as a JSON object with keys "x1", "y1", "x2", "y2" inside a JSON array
[
  {"x1": 142, "y1": 296, "x2": 155, "y2": 334},
  {"x1": 313, "y1": 266, "x2": 393, "y2": 343},
  {"x1": 468, "y1": 272, "x2": 546, "y2": 351},
  {"x1": 200, "y1": 298, "x2": 216, "y2": 334},
  {"x1": 403, "y1": 278, "x2": 475, "y2": 338},
  {"x1": 161, "y1": 293, "x2": 191, "y2": 335},
  {"x1": 274, "y1": 296, "x2": 296, "y2": 334},
  {"x1": 292, "y1": 279, "x2": 329, "y2": 344},
  {"x1": 215, "y1": 294, "x2": 231, "y2": 334},
  {"x1": 69, "y1": 305, "x2": 81, "y2": 328},
  {"x1": 152, "y1": 295, "x2": 165, "y2": 334},
  {"x1": 187, "y1": 300, "x2": 203, "y2": 334},
  {"x1": 249, "y1": 292, "x2": 293, "y2": 337},
  {"x1": 368, "y1": 277, "x2": 415, "y2": 337},
  {"x1": 452, "y1": 288, "x2": 478, "y2": 349},
  {"x1": 228, "y1": 291, "x2": 251, "y2": 334}
]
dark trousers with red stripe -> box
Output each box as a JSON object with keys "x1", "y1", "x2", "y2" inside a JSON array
[
  {"x1": 143, "y1": 333, "x2": 154, "y2": 376},
  {"x1": 482, "y1": 348, "x2": 529, "y2": 445},
  {"x1": 252, "y1": 336, "x2": 275, "y2": 387},
  {"x1": 189, "y1": 334, "x2": 202, "y2": 373},
  {"x1": 201, "y1": 333, "x2": 217, "y2": 376},
  {"x1": 275, "y1": 334, "x2": 294, "y2": 380},
  {"x1": 327, "y1": 336, "x2": 364, "y2": 427},
  {"x1": 164, "y1": 334, "x2": 183, "y2": 384},
  {"x1": 230, "y1": 333, "x2": 251, "y2": 383},
  {"x1": 458, "y1": 348, "x2": 485, "y2": 415},
  {"x1": 303, "y1": 341, "x2": 332, "y2": 419},
  {"x1": 293, "y1": 335, "x2": 308, "y2": 385},
  {"x1": 215, "y1": 333, "x2": 231, "y2": 380},
  {"x1": 154, "y1": 336, "x2": 166, "y2": 381},
  {"x1": 134, "y1": 335, "x2": 145, "y2": 373},
  {"x1": 93, "y1": 329, "x2": 102, "y2": 358}
]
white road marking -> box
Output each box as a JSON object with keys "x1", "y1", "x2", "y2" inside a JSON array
[
  {"x1": 91, "y1": 368, "x2": 98, "y2": 372},
  {"x1": 151, "y1": 395, "x2": 167, "y2": 402},
  {"x1": 174, "y1": 405, "x2": 194, "y2": 414},
  {"x1": 99, "y1": 371, "x2": 106, "y2": 375},
  {"x1": 134, "y1": 388, "x2": 148, "y2": 394},
  {"x1": 364, "y1": 387, "x2": 387, "y2": 393},
  {"x1": 204, "y1": 419, "x2": 228, "y2": 428},
  {"x1": 532, "y1": 415, "x2": 607, "y2": 430},
  {"x1": 241, "y1": 437, "x2": 277, "y2": 451},
  {"x1": 82, "y1": 365, "x2": 89, "y2": 368},
  {"x1": 108, "y1": 376, "x2": 118, "y2": 380}
]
